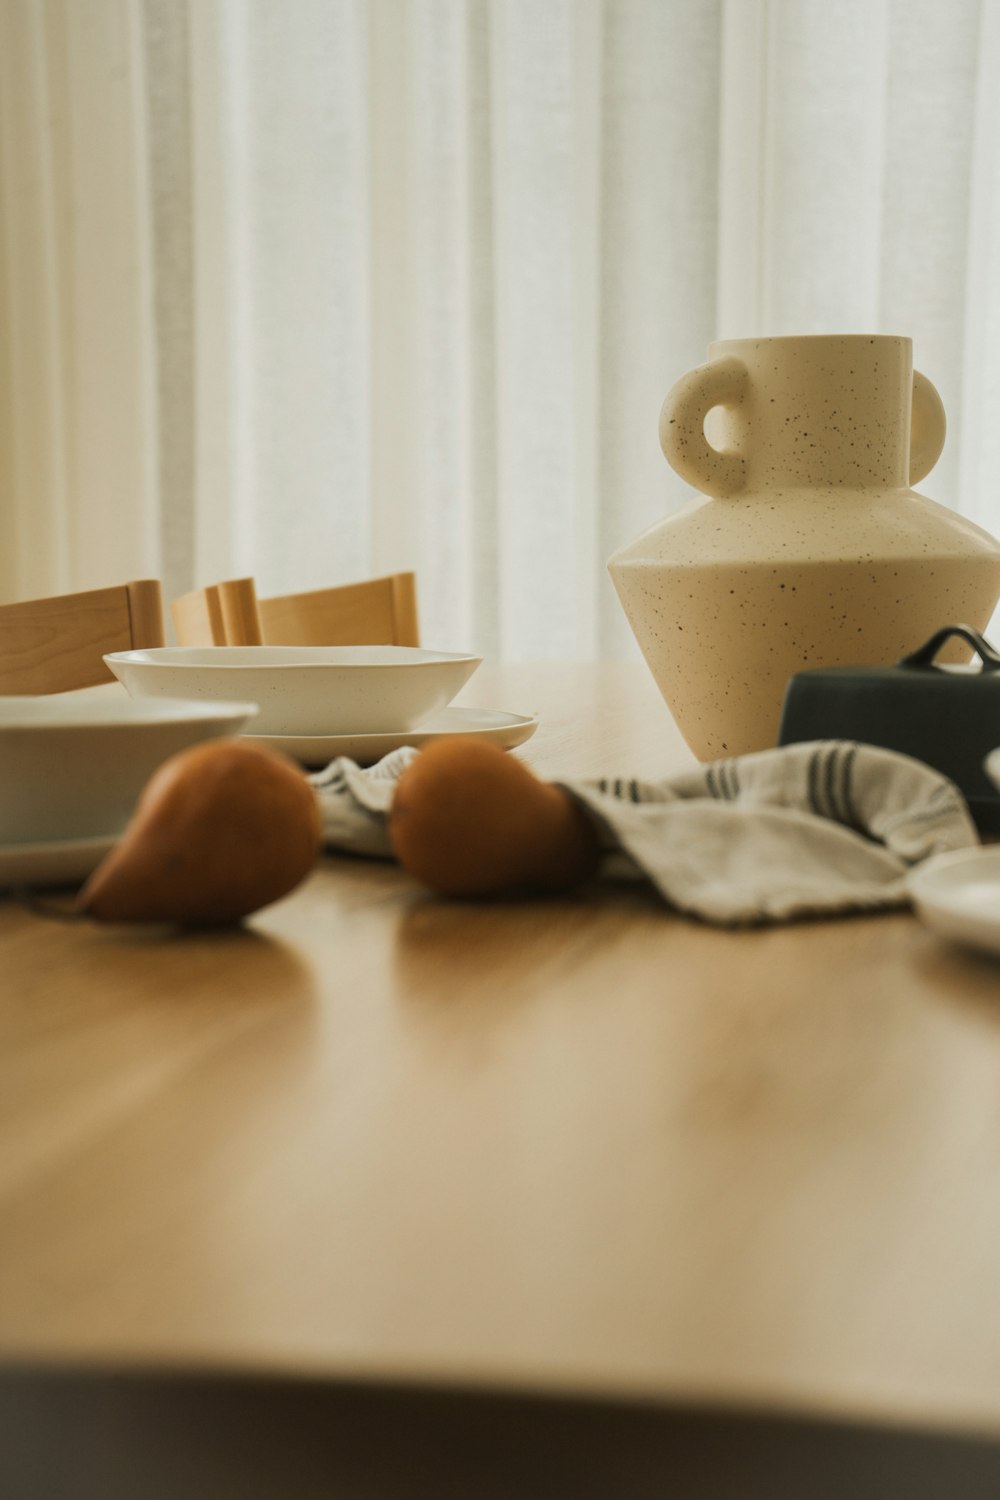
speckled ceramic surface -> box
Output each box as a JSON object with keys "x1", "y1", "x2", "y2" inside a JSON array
[{"x1": 608, "y1": 335, "x2": 1000, "y2": 759}]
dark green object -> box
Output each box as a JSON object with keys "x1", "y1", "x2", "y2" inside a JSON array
[{"x1": 778, "y1": 625, "x2": 1000, "y2": 833}]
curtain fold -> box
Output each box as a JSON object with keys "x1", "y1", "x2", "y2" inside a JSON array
[{"x1": 1, "y1": 0, "x2": 997, "y2": 655}]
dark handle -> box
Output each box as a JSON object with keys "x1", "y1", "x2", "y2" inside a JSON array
[{"x1": 898, "y1": 624, "x2": 1000, "y2": 671}]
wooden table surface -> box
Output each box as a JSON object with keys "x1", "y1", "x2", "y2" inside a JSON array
[{"x1": 4, "y1": 663, "x2": 1000, "y2": 1485}]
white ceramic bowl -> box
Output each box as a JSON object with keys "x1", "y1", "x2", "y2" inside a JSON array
[
  {"x1": 104, "y1": 646, "x2": 483, "y2": 737},
  {"x1": 0, "y1": 696, "x2": 258, "y2": 846},
  {"x1": 906, "y1": 846, "x2": 1000, "y2": 959},
  {"x1": 985, "y1": 746, "x2": 1000, "y2": 794}
]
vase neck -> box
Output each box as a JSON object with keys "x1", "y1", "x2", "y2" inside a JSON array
[{"x1": 707, "y1": 336, "x2": 913, "y2": 490}]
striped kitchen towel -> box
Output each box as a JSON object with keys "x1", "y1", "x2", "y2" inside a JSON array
[{"x1": 311, "y1": 740, "x2": 978, "y2": 926}]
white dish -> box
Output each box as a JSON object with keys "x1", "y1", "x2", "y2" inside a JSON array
[
  {"x1": 0, "y1": 834, "x2": 116, "y2": 890},
  {"x1": 244, "y1": 705, "x2": 539, "y2": 766},
  {"x1": 0, "y1": 695, "x2": 257, "y2": 846},
  {"x1": 985, "y1": 746, "x2": 1000, "y2": 792},
  {"x1": 106, "y1": 645, "x2": 482, "y2": 737},
  {"x1": 907, "y1": 846, "x2": 1000, "y2": 959}
]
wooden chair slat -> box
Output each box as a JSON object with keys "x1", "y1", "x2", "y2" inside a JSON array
[
  {"x1": 171, "y1": 573, "x2": 421, "y2": 648},
  {"x1": 0, "y1": 580, "x2": 165, "y2": 695}
]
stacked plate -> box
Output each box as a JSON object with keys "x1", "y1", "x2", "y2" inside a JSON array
[
  {"x1": 906, "y1": 747, "x2": 1000, "y2": 960},
  {"x1": 104, "y1": 646, "x2": 538, "y2": 767},
  {"x1": 0, "y1": 695, "x2": 257, "y2": 888}
]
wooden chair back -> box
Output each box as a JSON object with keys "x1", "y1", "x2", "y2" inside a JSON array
[
  {"x1": 171, "y1": 573, "x2": 420, "y2": 648},
  {"x1": 0, "y1": 580, "x2": 166, "y2": 694},
  {"x1": 170, "y1": 578, "x2": 263, "y2": 647}
]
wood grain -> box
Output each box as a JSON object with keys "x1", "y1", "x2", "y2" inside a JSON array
[
  {"x1": 170, "y1": 582, "x2": 228, "y2": 646},
  {"x1": 171, "y1": 573, "x2": 421, "y2": 648},
  {"x1": 0, "y1": 580, "x2": 164, "y2": 693},
  {"x1": 2, "y1": 664, "x2": 1000, "y2": 1442}
]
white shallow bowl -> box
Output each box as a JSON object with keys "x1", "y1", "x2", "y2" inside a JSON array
[
  {"x1": 105, "y1": 646, "x2": 483, "y2": 737},
  {"x1": 0, "y1": 695, "x2": 257, "y2": 846},
  {"x1": 907, "y1": 846, "x2": 1000, "y2": 960}
]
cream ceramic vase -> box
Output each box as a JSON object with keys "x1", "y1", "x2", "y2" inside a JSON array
[{"x1": 608, "y1": 334, "x2": 1000, "y2": 759}]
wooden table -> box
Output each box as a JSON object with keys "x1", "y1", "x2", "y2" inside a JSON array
[{"x1": 4, "y1": 663, "x2": 1000, "y2": 1496}]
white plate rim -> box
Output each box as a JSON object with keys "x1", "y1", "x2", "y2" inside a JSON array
[
  {"x1": 0, "y1": 696, "x2": 259, "y2": 729},
  {"x1": 244, "y1": 705, "x2": 539, "y2": 763}
]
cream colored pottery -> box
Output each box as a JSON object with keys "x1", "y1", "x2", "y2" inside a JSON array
[{"x1": 608, "y1": 334, "x2": 1000, "y2": 759}]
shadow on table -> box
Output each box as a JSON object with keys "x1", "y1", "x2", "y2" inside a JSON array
[
  {"x1": 2, "y1": 1364, "x2": 999, "y2": 1500},
  {"x1": 909, "y1": 931, "x2": 1000, "y2": 1025},
  {"x1": 391, "y1": 884, "x2": 670, "y2": 1004}
]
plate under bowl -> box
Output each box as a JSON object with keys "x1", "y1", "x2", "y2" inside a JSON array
[
  {"x1": 244, "y1": 705, "x2": 538, "y2": 766},
  {"x1": 985, "y1": 746, "x2": 1000, "y2": 795},
  {"x1": 105, "y1": 646, "x2": 482, "y2": 737},
  {"x1": 906, "y1": 845, "x2": 1000, "y2": 959}
]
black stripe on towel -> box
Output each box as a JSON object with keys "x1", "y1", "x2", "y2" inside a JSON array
[
  {"x1": 807, "y1": 747, "x2": 824, "y2": 817},
  {"x1": 822, "y1": 743, "x2": 840, "y2": 822},
  {"x1": 840, "y1": 743, "x2": 861, "y2": 831},
  {"x1": 724, "y1": 759, "x2": 740, "y2": 801}
]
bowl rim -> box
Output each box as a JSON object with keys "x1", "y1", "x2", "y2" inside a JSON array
[
  {"x1": 0, "y1": 696, "x2": 259, "y2": 730},
  {"x1": 104, "y1": 646, "x2": 482, "y2": 671}
]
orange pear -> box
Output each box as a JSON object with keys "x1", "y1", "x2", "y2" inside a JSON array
[
  {"x1": 388, "y1": 736, "x2": 599, "y2": 897},
  {"x1": 78, "y1": 739, "x2": 323, "y2": 926}
]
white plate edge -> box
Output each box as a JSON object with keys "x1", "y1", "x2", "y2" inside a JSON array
[{"x1": 244, "y1": 706, "x2": 539, "y2": 749}]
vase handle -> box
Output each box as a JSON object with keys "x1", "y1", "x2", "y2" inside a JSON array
[
  {"x1": 659, "y1": 356, "x2": 749, "y2": 498},
  {"x1": 909, "y1": 370, "x2": 946, "y2": 486}
]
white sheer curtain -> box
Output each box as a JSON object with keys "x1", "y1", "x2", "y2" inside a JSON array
[{"x1": 1, "y1": 0, "x2": 999, "y2": 657}]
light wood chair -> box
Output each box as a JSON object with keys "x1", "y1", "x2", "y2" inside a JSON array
[
  {"x1": 171, "y1": 572, "x2": 420, "y2": 649},
  {"x1": 0, "y1": 580, "x2": 166, "y2": 694},
  {"x1": 169, "y1": 578, "x2": 264, "y2": 649}
]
